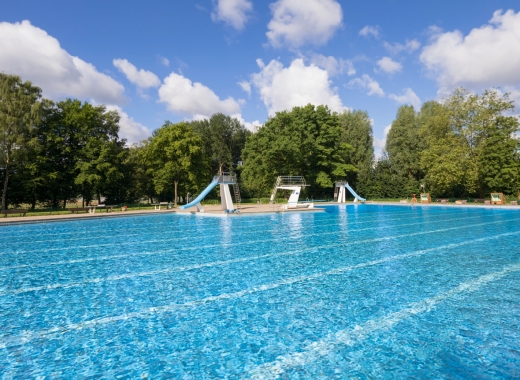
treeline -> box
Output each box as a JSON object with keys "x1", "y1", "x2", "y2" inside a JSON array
[
  {"x1": 1, "y1": 73, "x2": 519, "y2": 210},
  {"x1": 377, "y1": 89, "x2": 520, "y2": 198}
]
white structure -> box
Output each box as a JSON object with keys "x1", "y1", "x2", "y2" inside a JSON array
[
  {"x1": 270, "y1": 176, "x2": 314, "y2": 209},
  {"x1": 180, "y1": 172, "x2": 241, "y2": 213},
  {"x1": 334, "y1": 181, "x2": 366, "y2": 203}
]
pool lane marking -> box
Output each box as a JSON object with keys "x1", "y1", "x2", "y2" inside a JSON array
[
  {"x1": 0, "y1": 208, "x2": 434, "y2": 249},
  {"x1": 0, "y1": 212, "x2": 488, "y2": 258},
  {"x1": 0, "y1": 206, "x2": 451, "y2": 240},
  {"x1": 247, "y1": 261, "x2": 520, "y2": 379},
  {"x1": 0, "y1": 231, "x2": 516, "y2": 350},
  {"x1": 0, "y1": 213, "x2": 484, "y2": 270},
  {"x1": 0, "y1": 217, "x2": 514, "y2": 295},
  {"x1": 0, "y1": 217, "x2": 488, "y2": 271}
]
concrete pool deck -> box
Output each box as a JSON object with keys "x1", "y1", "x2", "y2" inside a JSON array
[{"x1": 1, "y1": 201, "x2": 518, "y2": 225}]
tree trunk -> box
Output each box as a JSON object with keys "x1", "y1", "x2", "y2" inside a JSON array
[
  {"x1": 63, "y1": 199, "x2": 67, "y2": 209},
  {"x1": 1, "y1": 164, "x2": 9, "y2": 212},
  {"x1": 174, "y1": 181, "x2": 178, "y2": 207}
]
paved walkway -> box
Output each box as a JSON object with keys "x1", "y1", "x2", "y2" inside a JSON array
[{"x1": 0, "y1": 209, "x2": 176, "y2": 225}]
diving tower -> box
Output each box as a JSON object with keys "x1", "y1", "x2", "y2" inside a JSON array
[
  {"x1": 334, "y1": 181, "x2": 366, "y2": 203},
  {"x1": 270, "y1": 176, "x2": 314, "y2": 209},
  {"x1": 180, "y1": 172, "x2": 241, "y2": 213}
]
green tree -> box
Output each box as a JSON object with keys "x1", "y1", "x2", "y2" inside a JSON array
[
  {"x1": 0, "y1": 74, "x2": 43, "y2": 211},
  {"x1": 190, "y1": 113, "x2": 251, "y2": 174},
  {"x1": 338, "y1": 110, "x2": 374, "y2": 194},
  {"x1": 145, "y1": 121, "x2": 207, "y2": 206},
  {"x1": 42, "y1": 100, "x2": 123, "y2": 206},
  {"x1": 419, "y1": 89, "x2": 519, "y2": 197},
  {"x1": 242, "y1": 104, "x2": 356, "y2": 197},
  {"x1": 386, "y1": 105, "x2": 423, "y2": 194}
]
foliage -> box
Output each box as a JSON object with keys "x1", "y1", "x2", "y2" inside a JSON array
[
  {"x1": 338, "y1": 110, "x2": 374, "y2": 195},
  {"x1": 2, "y1": 72, "x2": 519, "y2": 208},
  {"x1": 419, "y1": 89, "x2": 519, "y2": 197},
  {"x1": 0, "y1": 73, "x2": 43, "y2": 210},
  {"x1": 241, "y1": 104, "x2": 357, "y2": 197},
  {"x1": 385, "y1": 105, "x2": 424, "y2": 195},
  {"x1": 190, "y1": 113, "x2": 251, "y2": 174},
  {"x1": 144, "y1": 121, "x2": 207, "y2": 205}
]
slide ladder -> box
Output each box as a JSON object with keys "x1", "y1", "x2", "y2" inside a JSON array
[{"x1": 233, "y1": 183, "x2": 241, "y2": 210}]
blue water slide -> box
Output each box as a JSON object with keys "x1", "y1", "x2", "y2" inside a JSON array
[
  {"x1": 180, "y1": 180, "x2": 219, "y2": 210},
  {"x1": 345, "y1": 183, "x2": 366, "y2": 202}
]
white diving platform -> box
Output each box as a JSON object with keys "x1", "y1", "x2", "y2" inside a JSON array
[{"x1": 270, "y1": 176, "x2": 314, "y2": 210}]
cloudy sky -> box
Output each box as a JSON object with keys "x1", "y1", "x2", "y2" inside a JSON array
[{"x1": 2, "y1": 0, "x2": 520, "y2": 155}]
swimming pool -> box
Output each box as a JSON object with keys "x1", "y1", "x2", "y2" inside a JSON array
[{"x1": 0, "y1": 205, "x2": 519, "y2": 378}]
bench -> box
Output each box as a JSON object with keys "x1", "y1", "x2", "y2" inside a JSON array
[
  {"x1": 87, "y1": 204, "x2": 116, "y2": 213},
  {"x1": 510, "y1": 201, "x2": 518, "y2": 206},
  {"x1": 437, "y1": 199, "x2": 448, "y2": 204},
  {"x1": 474, "y1": 198, "x2": 485, "y2": 204},
  {"x1": 2, "y1": 209, "x2": 29, "y2": 218},
  {"x1": 69, "y1": 207, "x2": 90, "y2": 214},
  {"x1": 151, "y1": 202, "x2": 169, "y2": 210}
]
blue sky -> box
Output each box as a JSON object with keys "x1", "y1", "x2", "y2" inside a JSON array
[{"x1": 2, "y1": 0, "x2": 520, "y2": 155}]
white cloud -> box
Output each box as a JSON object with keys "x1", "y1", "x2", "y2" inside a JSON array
[
  {"x1": 384, "y1": 39, "x2": 421, "y2": 54},
  {"x1": 158, "y1": 72, "x2": 241, "y2": 119},
  {"x1": 376, "y1": 57, "x2": 402, "y2": 74},
  {"x1": 0, "y1": 20, "x2": 125, "y2": 104},
  {"x1": 359, "y1": 25, "x2": 380, "y2": 38},
  {"x1": 266, "y1": 0, "x2": 343, "y2": 48},
  {"x1": 348, "y1": 74, "x2": 385, "y2": 97},
  {"x1": 309, "y1": 54, "x2": 355, "y2": 77},
  {"x1": 106, "y1": 105, "x2": 152, "y2": 144},
  {"x1": 420, "y1": 9, "x2": 520, "y2": 91},
  {"x1": 250, "y1": 58, "x2": 346, "y2": 116},
  {"x1": 232, "y1": 114, "x2": 261, "y2": 131},
  {"x1": 238, "y1": 80, "x2": 251, "y2": 95},
  {"x1": 388, "y1": 88, "x2": 421, "y2": 110},
  {"x1": 158, "y1": 55, "x2": 170, "y2": 67},
  {"x1": 113, "y1": 59, "x2": 160, "y2": 89},
  {"x1": 211, "y1": 0, "x2": 253, "y2": 30}
]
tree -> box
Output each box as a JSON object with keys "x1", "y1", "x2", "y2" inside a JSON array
[
  {"x1": 386, "y1": 105, "x2": 423, "y2": 194},
  {"x1": 0, "y1": 74, "x2": 43, "y2": 211},
  {"x1": 241, "y1": 104, "x2": 357, "y2": 197},
  {"x1": 145, "y1": 121, "x2": 207, "y2": 206},
  {"x1": 338, "y1": 110, "x2": 374, "y2": 194},
  {"x1": 419, "y1": 89, "x2": 519, "y2": 197},
  {"x1": 190, "y1": 113, "x2": 250, "y2": 175},
  {"x1": 40, "y1": 99, "x2": 123, "y2": 206}
]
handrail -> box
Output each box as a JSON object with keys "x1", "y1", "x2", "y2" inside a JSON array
[{"x1": 276, "y1": 176, "x2": 307, "y2": 186}]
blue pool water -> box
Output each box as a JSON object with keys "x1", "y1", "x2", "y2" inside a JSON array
[{"x1": 0, "y1": 205, "x2": 519, "y2": 378}]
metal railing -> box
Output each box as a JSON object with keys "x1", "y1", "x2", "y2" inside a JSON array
[
  {"x1": 214, "y1": 172, "x2": 237, "y2": 184},
  {"x1": 276, "y1": 176, "x2": 307, "y2": 186}
]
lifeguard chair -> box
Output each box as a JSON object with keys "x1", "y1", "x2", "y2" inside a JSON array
[
  {"x1": 490, "y1": 192, "x2": 505, "y2": 205},
  {"x1": 420, "y1": 193, "x2": 431, "y2": 203}
]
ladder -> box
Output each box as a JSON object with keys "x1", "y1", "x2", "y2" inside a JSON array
[{"x1": 233, "y1": 182, "x2": 241, "y2": 210}]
